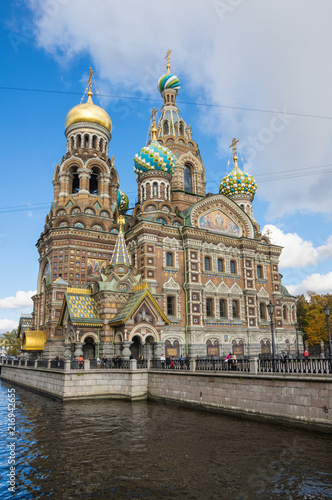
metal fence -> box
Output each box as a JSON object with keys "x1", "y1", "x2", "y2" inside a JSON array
[
  {"x1": 258, "y1": 358, "x2": 331, "y2": 374},
  {"x1": 150, "y1": 358, "x2": 190, "y2": 370},
  {"x1": 37, "y1": 360, "x2": 48, "y2": 368},
  {"x1": 86, "y1": 359, "x2": 131, "y2": 370},
  {"x1": 26, "y1": 360, "x2": 35, "y2": 367},
  {"x1": 195, "y1": 357, "x2": 250, "y2": 372}
]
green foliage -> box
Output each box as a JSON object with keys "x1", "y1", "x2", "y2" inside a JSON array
[
  {"x1": 1, "y1": 329, "x2": 21, "y2": 356},
  {"x1": 296, "y1": 293, "x2": 332, "y2": 346}
]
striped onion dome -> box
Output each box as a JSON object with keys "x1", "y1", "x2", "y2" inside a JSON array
[{"x1": 158, "y1": 73, "x2": 180, "y2": 94}]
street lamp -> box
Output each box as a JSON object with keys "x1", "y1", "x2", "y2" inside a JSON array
[
  {"x1": 267, "y1": 301, "x2": 276, "y2": 370},
  {"x1": 294, "y1": 322, "x2": 299, "y2": 359},
  {"x1": 323, "y1": 305, "x2": 332, "y2": 360}
]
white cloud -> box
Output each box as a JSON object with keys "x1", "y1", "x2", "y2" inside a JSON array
[
  {"x1": 262, "y1": 225, "x2": 319, "y2": 268},
  {"x1": 286, "y1": 272, "x2": 332, "y2": 296},
  {"x1": 25, "y1": 0, "x2": 332, "y2": 219},
  {"x1": 0, "y1": 291, "x2": 36, "y2": 310},
  {"x1": 0, "y1": 319, "x2": 19, "y2": 334}
]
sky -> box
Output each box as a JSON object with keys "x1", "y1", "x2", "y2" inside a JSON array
[{"x1": 0, "y1": 0, "x2": 331, "y2": 333}]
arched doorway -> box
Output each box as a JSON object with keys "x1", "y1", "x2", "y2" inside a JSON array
[
  {"x1": 144, "y1": 335, "x2": 155, "y2": 359},
  {"x1": 83, "y1": 336, "x2": 95, "y2": 359},
  {"x1": 130, "y1": 335, "x2": 142, "y2": 360}
]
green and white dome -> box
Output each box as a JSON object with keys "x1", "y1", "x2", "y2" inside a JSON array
[
  {"x1": 134, "y1": 140, "x2": 176, "y2": 175},
  {"x1": 219, "y1": 162, "x2": 257, "y2": 197},
  {"x1": 117, "y1": 190, "x2": 129, "y2": 211}
]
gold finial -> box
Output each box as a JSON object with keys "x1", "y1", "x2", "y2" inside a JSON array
[
  {"x1": 86, "y1": 67, "x2": 94, "y2": 103},
  {"x1": 150, "y1": 107, "x2": 158, "y2": 141},
  {"x1": 229, "y1": 138, "x2": 239, "y2": 158},
  {"x1": 165, "y1": 50, "x2": 172, "y2": 74},
  {"x1": 118, "y1": 215, "x2": 125, "y2": 234},
  {"x1": 265, "y1": 228, "x2": 272, "y2": 240}
]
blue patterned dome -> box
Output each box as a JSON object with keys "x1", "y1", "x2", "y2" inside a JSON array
[
  {"x1": 158, "y1": 73, "x2": 180, "y2": 94},
  {"x1": 219, "y1": 164, "x2": 257, "y2": 198},
  {"x1": 134, "y1": 140, "x2": 176, "y2": 175},
  {"x1": 117, "y1": 190, "x2": 129, "y2": 211}
]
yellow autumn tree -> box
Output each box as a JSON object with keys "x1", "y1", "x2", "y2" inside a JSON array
[{"x1": 300, "y1": 292, "x2": 332, "y2": 346}]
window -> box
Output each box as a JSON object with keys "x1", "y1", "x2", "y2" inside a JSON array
[
  {"x1": 153, "y1": 183, "x2": 158, "y2": 197},
  {"x1": 167, "y1": 296, "x2": 175, "y2": 316},
  {"x1": 179, "y1": 122, "x2": 184, "y2": 135},
  {"x1": 163, "y1": 121, "x2": 169, "y2": 135},
  {"x1": 260, "y1": 303, "x2": 266, "y2": 320},
  {"x1": 84, "y1": 134, "x2": 89, "y2": 148},
  {"x1": 232, "y1": 300, "x2": 239, "y2": 318},
  {"x1": 283, "y1": 305, "x2": 287, "y2": 320},
  {"x1": 230, "y1": 260, "x2": 236, "y2": 274},
  {"x1": 219, "y1": 299, "x2": 227, "y2": 317},
  {"x1": 217, "y1": 259, "x2": 224, "y2": 272},
  {"x1": 92, "y1": 135, "x2": 97, "y2": 148},
  {"x1": 166, "y1": 252, "x2": 173, "y2": 267},
  {"x1": 204, "y1": 257, "x2": 211, "y2": 271},
  {"x1": 206, "y1": 298, "x2": 213, "y2": 317},
  {"x1": 184, "y1": 164, "x2": 192, "y2": 192},
  {"x1": 89, "y1": 168, "x2": 99, "y2": 195},
  {"x1": 71, "y1": 169, "x2": 79, "y2": 194},
  {"x1": 257, "y1": 265, "x2": 262, "y2": 278}
]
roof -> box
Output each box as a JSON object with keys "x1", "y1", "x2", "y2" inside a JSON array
[
  {"x1": 17, "y1": 315, "x2": 33, "y2": 338},
  {"x1": 58, "y1": 292, "x2": 102, "y2": 327},
  {"x1": 281, "y1": 284, "x2": 294, "y2": 298},
  {"x1": 109, "y1": 284, "x2": 170, "y2": 326},
  {"x1": 21, "y1": 331, "x2": 46, "y2": 351},
  {"x1": 110, "y1": 230, "x2": 131, "y2": 267}
]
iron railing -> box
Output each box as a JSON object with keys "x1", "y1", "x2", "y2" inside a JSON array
[
  {"x1": 37, "y1": 360, "x2": 48, "y2": 368},
  {"x1": 26, "y1": 360, "x2": 35, "y2": 367},
  {"x1": 51, "y1": 360, "x2": 65, "y2": 369},
  {"x1": 196, "y1": 357, "x2": 250, "y2": 372},
  {"x1": 258, "y1": 357, "x2": 331, "y2": 374},
  {"x1": 151, "y1": 358, "x2": 190, "y2": 370}
]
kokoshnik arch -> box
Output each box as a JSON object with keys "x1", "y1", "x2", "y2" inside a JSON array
[{"x1": 17, "y1": 58, "x2": 297, "y2": 361}]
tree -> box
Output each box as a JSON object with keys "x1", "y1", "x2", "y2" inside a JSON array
[
  {"x1": 296, "y1": 293, "x2": 332, "y2": 346},
  {"x1": 0, "y1": 329, "x2": 21, "y2": 356}
]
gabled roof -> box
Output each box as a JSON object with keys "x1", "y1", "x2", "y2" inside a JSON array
[
  {"x1": 58, "y1": 291, "x2": 102, "y2": 327},
  {"x1": 109, "y1": 283, "x2": 170, "y2": 326}
]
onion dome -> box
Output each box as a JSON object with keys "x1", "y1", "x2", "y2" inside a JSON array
[
  {"x1": 158, "y1": 74, "x2": 180, "y2": 94},
  {"x1": 65, "y1": 68, "x2": 112, "y2": 132},
  {"x1": 219, "y1": 138, "x2": 257, "y2": 197},
  {"x1": 157, "y1": 50, "x2": 180, "y2": 94},
  {"x1": 134, "y1": 140, "x2": 176, "y2": 175},
  {"x1": 134, "y1": 108, "x2": 176, "y2": 175},
  {"x1": 117, "y1": 190, "x2": 129, "y2": 211}
]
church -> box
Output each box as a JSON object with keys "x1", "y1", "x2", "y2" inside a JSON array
[{"x1": 18, "y1": 56, "x2": 297, "y2": 361}]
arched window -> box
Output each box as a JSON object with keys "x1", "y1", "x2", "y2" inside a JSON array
[
  {"x1": 204, "y1": 256, "x2": 211, "y2": 271},
  {"x1": 230, "y1": 260, "x2": 236, "y2": 274},
  {"x1": 163, "y1": 121, "x2": 169, "y2": 135},
  {"x1": 184, "y1": 164, "x2": 192, "y2": 192},
  {"x1": 257, "y1": 265, "x2": 263, "y2": 278},
  {"x1": 99, "y1": 138, "x2": 103, "y2": 151},
  {"x1": 283, "y1": 305, "x2": 287, "y2": 320},
  {"x1": 71, "y1": 137, "x2": 74, "y2": 150},
  {"x1": 71, "y1": 168, "x2": 79, "y2": 194},
  {"x1": 260, "y1": 303, "x2": 266, "y2": 320},
  {"x1": 179, "y1": 122, "x2": 184, "y2": 136},
  {"x1": 219, "y1": 299, "x2": 227, "y2": 318},
  {"x1": 84, "y1": 134, "x2": 89, "y2": 148},
  {"x1": 232, "y1": 300, "x2": 239, "y2": 318},
  {"x1": 89, "y1": 168, "x2": 99, "y2": 195},
  {"x1": 92, "y1": 135, "x2": 97, "y2": 149},
  {"x1": 218, "y1": 258, "x2": 224, "y2": 272},
  {"x1": 167, "y1": 296, "x2": 175, "y2": 316},
  {"x1": 153, "y1": 183, "x2": 158, "y2": 197},
  {"x1": 166, "y1": 252, "x2": 173, "y2": 267},
  {"x1": 206, "y1": 298, "x2": 213, "y2": 317},
  {"x1": 77, "y1": 135, "x2": 82, "y2": 148}
]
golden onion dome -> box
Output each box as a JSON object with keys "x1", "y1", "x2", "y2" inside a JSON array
[{"x1": 65, "y1": 90, "x2": 112, "y2": 133}]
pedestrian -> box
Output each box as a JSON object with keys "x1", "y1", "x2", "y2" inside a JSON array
[
  {"x1": 160, "y1": 353, "x2": 165, "y2": 369},
  {"x1": 102, "y1": 354, "x2": 107, "y2": 368},
  {"x1": 185, "y1": 355, "x2": 190, "y2": 370},
  {"x1": 96, "y1": 356, "x2": 101, "y2": 369},
  {"x1": 117, "y1": 355, "x2": 122, "y2": 368},
  {"x1": 280, "y1": 351, "x2": 287, "y2": 363},
  {"x1": 166, "y1": 355, "x2": 171, "y2": 369},
  {"x1": 179, "y1": 355, "x2": 184, "y2": 369},
  {"x1": 139, "y1": 354, "x2": 144, "y2": 366},
  {"x1": 303, "y1": 349, "x2": 309, "y2": 360},
  {"x1": 170, "y1": 356, "x2": 175, "y2": 369},
  {"x1": 225, "y1": 353, "x2": 231, "y2": 371},
  {"x1": 78, "y1": 354, "x2": 84, "y2": 369},
  {"x1": 113, "y1": 355, "x2": 118, "y2": 368}
]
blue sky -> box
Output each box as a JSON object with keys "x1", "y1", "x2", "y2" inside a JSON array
[{"x1": 0, "y1": 0, "x2": 331, "y2": 333}]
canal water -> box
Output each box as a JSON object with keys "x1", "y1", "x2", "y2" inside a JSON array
[{"x1": 0, "y1": 380, "x2": 331, "y2": 500}]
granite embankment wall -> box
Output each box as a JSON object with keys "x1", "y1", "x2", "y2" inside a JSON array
[
  {"x1": 1, "y1": 365, "x2": 331, "y2": 431},
  {"x1": 1, "y1": 366, "x2": 148, "y2": 400},
  {"x1": 149, "y1": 371, "x2": 332, "y2": 432}
]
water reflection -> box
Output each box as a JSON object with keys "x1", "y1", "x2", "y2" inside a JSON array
[{"x1": 0, "y1": 380, "x2": 331, "y2": 499}]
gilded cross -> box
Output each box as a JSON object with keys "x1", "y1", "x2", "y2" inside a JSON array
[
  {"x1": 229, "y1": 138, "x2": 239, "y2": 157},
  {"x1": 150, "y1": 107, "x2": 158, "y2": 126},
  {"x1": 165, "y1": 49, "x2": 172, "y2": 73},
  {"x1": 87, "y1": 67, "x2": 94, "y2": 92}
]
